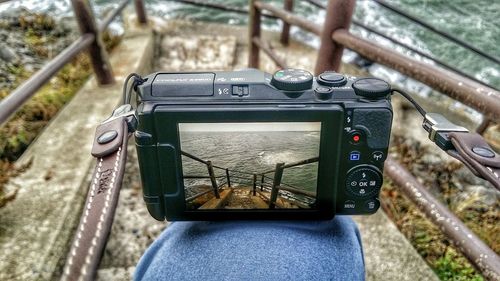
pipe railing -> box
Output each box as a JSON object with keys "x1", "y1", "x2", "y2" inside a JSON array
[
  {"x1": 0, "y1": 0, "x2": 148, "y2": 127},
  {"x1": 248, "y1": 0, "x2": 500, "y2": 121},
  {"x1": 247, "y1": 0, "x2": 500, "y2": 279}
]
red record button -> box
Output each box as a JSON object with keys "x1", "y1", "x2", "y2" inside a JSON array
[{"x1": 350, "y1": 131, "x2": 362, "y2": 144}]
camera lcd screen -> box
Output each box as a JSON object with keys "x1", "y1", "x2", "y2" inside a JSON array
[{"x1": 179, "y1": 122, "x2": 321, "y2": 210}]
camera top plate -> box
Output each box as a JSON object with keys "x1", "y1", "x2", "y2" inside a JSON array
[{"x1": 136, "y1": 69, "x2": 391, "y2": 104}]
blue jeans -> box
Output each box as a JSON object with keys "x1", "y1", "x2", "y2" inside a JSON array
[{"x1": 134, "y1": 217, "x2": 365, "y2": 281}]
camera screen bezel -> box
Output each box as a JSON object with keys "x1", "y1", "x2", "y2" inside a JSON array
[{"x1": 152, "y1": 104, "x2": 344, "y2": 220}]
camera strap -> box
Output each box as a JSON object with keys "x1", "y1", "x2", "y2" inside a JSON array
[
  {"x1": 421, "y1": 112, "x2": 500, "y2": 191},
  {"x1": 447, "y1": 132, "x2": 500, "y2": 190},
  {"x1": 62, "y1": 105, "x2": 136, "y2": 281},
  {"x1": 60, "y1": 81, "x2": 499, "y2": 281}
]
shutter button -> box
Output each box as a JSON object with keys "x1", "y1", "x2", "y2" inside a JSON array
[
  {"x1": 472, "y1": 146, "x2": 495, "y2": 158},
  {"x1": 97, "y1": 130, "x2": 118, "y2": 144}
]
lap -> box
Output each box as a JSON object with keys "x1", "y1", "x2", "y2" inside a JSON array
[{"x1": 134, "y1": 216, "x2": 365, "y2": 281}]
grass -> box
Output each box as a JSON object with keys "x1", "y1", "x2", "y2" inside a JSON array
[{"x1": 0, "y1": 12, "x2": 121, "y2": 206}]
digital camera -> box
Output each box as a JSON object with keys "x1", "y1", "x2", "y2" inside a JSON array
[{"x1": 134, "y1": 69, "x2": 393, "y2": 221}]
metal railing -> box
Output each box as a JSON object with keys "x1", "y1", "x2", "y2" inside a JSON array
[
  {"x1": 246, "y1": 0, "x2": 500, "y2": 279},
  {"x1": 182, "y1": 151, "x2": 317, "y2": 209},
  {"x1": 0, "y1": 0, "x2": 148, "y2": 126}
]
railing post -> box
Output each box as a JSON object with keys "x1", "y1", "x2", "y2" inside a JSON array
[
  {"x1": 248, "y1": 0, "x2": 261, "y2": 68},
  {"x1": 226, "y1": 168, "x2": 231, "y2": 187},
  {"x1": 134, "y1": 0, "x2": 148, "y2": 25},
  {"x1": 280, "y1": 0, "x2": 294, "y2": 45},
  {"x1": 314, "y1": 0, "x2": 355, "y2": 75},
  {"x1": 253, "y1": 174, "x2": 257, "y2": 196},
  {"x1": 260, "y1": 175, "x2": 265, "y2": 191},
  {"x1": 70, "y1": 0, "x2": 115, "y2": 85},
  {"x1": 207, "y1": 161, "x2": 220, "y2": 199},
  {"x1": 269, "y1": 163, "x2": 285, "y2": 209}
]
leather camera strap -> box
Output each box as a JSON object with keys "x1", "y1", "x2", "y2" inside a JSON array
[
  {"x1": 447, "y1": 132, "x2": 500, "y2": 191},
  {"x1": 62, "y1": 116, "x2": 130, "y2": 281}
]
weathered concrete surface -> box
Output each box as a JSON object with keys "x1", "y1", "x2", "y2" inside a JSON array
[
  {"x1": 159, "y1": 35, "x2": 237, "y2": 71},
  {"x1": 354, "y1": 212, "x2": 439, "y2": 281},
  {"x1": 0, "y1": 26, "x2": 155, "y2": 280}
]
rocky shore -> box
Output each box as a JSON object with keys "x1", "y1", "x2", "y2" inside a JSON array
[{"x1": 0, "y1": 9, "x2": 78, "y2": 88}]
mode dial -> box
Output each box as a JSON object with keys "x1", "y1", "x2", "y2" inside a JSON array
[
  {"x1": 271, "y1": 69, "x2": 313, "y2": 91},
  {"x1": 352, "y1": 78, "x2": 391, "y2": 99},
  {"x1": 317, "y1": 71, "x2": 347, "y2": 87}
]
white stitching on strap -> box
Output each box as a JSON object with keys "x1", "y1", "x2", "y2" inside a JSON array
[
  {"x1": 63, "y1": 158, "x2": 103, "y2": 277},
  {"x1": 486, "y1": 167, "x2": 499, "y2": 180},
  {"x1": 80, "y1": 147, "x2": 122, "y2": 278}
]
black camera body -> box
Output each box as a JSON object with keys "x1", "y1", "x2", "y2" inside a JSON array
[{"x1": 135, "y1": 69, "x2": 393, "y2": 221}]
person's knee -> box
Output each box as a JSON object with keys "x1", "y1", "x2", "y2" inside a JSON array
[{"x1": 135, "y1": 218, "x2": 365, "y2": 280}]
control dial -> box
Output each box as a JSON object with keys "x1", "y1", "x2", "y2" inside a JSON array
[
  {"x1": 352, "y1": 78, "x2": 391, "y2": 99},
  {"x1": 346, "y1": 165, "x2": 382, "y2": 197},
  {"x1": 317, "y1": 71, "x2": 347, "y2": 87},
  {"x1": 271, "y1": 69, "x2": 313, "y2": 91}
]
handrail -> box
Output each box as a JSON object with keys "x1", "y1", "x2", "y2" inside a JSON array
[
  {"x1": 331, "y1": 29, "x2": 500, "y2": 121},
  {"x1": 262, "y1": 157, "x2": 319, "y2": 174},
  {"x1": 254, "y1": 1, "x2": 322, "y2": 35},
  {"x1": 0, "y1": 0, "x2": 148, "y2": 127},
  {"x1": 0, "y1": 34, "x2": 95, "y2": 126},
  {"x1": 98, "y1": 0, "x2": 131, "y2": 32},
  {"x1": 386, "y1": 157, "x2": 500, "y2": 280}
]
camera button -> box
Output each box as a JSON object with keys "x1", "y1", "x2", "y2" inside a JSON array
[
  {"x1": 364, "y1": 199, "x2": 380, "y2": 212},
  {"x1": 232, "y1": 85, "x2": 249, "y2": 97},
  {"x1": 349, "y1": 131, "x2": 363, "y2": 145},
  {"x1": 343, "y1": 200, "x2": 356, "y2": 209},
  {"x1": 346, "y1": 166, "x2": 382, "y2": 197},
  {"x1": 315, "y1": 86, "x2": 333, "y2": 100},
  {"x1": 349, "y1": 151, "x2": 361, "y2": 161},
  {"x1": 371, "y1": 151, "x2": 385, "y2": 162},
  {"x1": 318, "y1": 72, "x2": 347, "y2": 87}
]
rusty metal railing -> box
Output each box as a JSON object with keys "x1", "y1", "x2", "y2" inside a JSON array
[
  {"x1": 0, "y1": 0, "x2": 148, "y2": 127},
  {"x1": 247, "y1": 0, "x2": 500, "y2": 279}
]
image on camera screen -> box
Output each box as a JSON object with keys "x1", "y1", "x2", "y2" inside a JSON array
[{"x1": 179, "y1": 122, "x2": 320, "y2": 210}]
